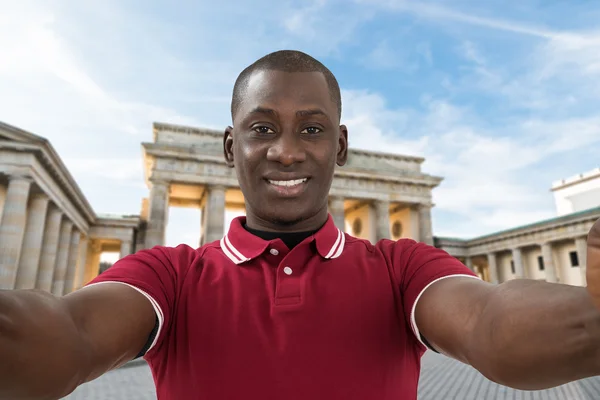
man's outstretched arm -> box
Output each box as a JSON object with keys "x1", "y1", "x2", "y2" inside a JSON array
[
  {"x1": 0, "y1": 283, "x2": 156, "y2": 400},
  {"x1": 415, "y1": 218, "x2": 600, "y2": 390}
]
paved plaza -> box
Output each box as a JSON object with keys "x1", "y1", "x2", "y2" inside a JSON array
[{"x1": 63, "y1": 352, "x2": 600, "y2": 399}]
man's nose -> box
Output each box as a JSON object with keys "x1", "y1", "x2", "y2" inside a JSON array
[{"x1": 266, "y1": 133, "x2": 306, "y2": 166}]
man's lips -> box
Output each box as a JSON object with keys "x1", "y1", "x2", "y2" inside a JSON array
[{"x1": 263, "y1": 177, "x2": 310, "y2": 197}]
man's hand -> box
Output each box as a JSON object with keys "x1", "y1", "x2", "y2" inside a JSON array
[{"x1": 586, "y1": 218, "x2": 600, "y2": 309}]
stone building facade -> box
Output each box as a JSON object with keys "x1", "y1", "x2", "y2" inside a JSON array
[
  {"x1": 0, "y1": 122, "x2": 138, "y2": 292},
  {"x1": 436, "y1": 207, "x2": 599, "y2": 286}
]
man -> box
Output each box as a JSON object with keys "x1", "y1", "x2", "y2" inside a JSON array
[{"x1": 1, "y1": 50, "x2": 599, "y2": 400}]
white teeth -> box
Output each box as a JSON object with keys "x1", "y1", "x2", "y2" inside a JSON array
[{"x1": 268, "y1": 178, "x2": 307, "y2": 187}]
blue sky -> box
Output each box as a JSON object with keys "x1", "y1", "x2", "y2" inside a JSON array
[{"x1": 1, "y1": 0, "x2": 599, "y2": 248}]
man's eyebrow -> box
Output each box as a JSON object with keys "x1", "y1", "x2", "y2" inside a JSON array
[
  {"x1": 248, "y1": 106, "x2": 278, "y2": 116},
  {"x1": 296, "y1": 108, "x2": 327, "y2": 118}
]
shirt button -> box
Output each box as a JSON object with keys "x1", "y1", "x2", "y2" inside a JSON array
[
  {"x1": 283, "y1": 266, "x2": 293, "y2": 275},
  {"x1": 270, "y1": 248, "x2": 279, "y2": 256}
]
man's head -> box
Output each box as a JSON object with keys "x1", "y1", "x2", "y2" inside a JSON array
[{"x1": 224, "y1": 50, "x2": 348, "y2": 231}]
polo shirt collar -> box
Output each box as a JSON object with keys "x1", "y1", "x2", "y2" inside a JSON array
[{"x1": 220, "y1": 214, "x2": 346, "y2": 265}]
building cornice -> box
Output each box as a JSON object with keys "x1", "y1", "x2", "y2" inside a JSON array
[
  {"x1": 0, "y1": 123, "x2": 96, "y2": 223},
  {"x1": 435, "y1": 207, "x2": 600, "y2": 254}
]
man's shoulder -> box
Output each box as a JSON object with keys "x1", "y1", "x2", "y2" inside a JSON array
[{"x1": 341, "y1": 234, "x2": 432, "y2": 260}]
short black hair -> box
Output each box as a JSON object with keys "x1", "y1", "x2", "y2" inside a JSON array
[{"x1": 231, "y1": 50, "x2": 342, "y2": 121}]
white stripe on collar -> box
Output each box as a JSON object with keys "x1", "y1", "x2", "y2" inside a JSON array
[
  {"x1": 324, "y1": 229, "x2": 345, "y2": 259},
  {"x1": 220, "y1": 236, "x2": 249, "y2": 264}
]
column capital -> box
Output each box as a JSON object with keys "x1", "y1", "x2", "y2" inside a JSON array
[
  {"x1": 329, "y1": 195, "x2": 345, "y2": 204},
  {"x1": 373, "y1": 199, "x2": 390, "y2": 209},
  {"x1": 150, "y1": 179, "x2": 170, "y2": 189},
  {"x1": 29, "y1": 192, "x2": 50, "y2": 202},
  {"x1": 207, "y1": 184, "x2": 227, "y2": 191},
  {"x1": 90, "y1": 240, "x2": 103, "y2": 253},
  {"x1": 8, "y1": 173, "x2": 33, "y2": 183}
]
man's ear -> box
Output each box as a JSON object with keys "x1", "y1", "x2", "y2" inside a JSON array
[
  {"x1": 223, "y1": 126, "x2": 235, "y2": 168},
  {"x1": 336, "y1": 125, "x2": 348, "y2": 166}
]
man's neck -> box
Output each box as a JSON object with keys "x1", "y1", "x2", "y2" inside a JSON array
[{"x1": 244, "y1": 208, "x2": 329, "y2": 233}]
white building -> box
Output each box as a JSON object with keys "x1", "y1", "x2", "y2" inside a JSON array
[{"x1": 552, "y1": 168, "x2": 600, "y2": 216}]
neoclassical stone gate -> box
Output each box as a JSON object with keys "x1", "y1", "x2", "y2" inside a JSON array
[{"x1": 138, "y1": 123, "x2": 443, "y2": 249}]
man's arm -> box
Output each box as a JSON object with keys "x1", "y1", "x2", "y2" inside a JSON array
[
  {"x1": 0, "y1": 284, "x2": 156, "y2": 400},
  {"x1": 415, "y1": 219, "x2": 600, "y2": 390},
  {"x1": 416, "y1": 277, "x2": 600, "y2": 390}
]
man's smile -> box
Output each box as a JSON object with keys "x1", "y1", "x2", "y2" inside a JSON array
[{"x1": 265, "y1": 177, "x2": 310, "y2": 197}]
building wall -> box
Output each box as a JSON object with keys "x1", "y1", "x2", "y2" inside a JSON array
[
  {"x1": 0, "y1": 183, "x2": 6, "y2": 224},
  {"x1": 345, "y1": 205, "x2": 374, "y2": 242},
  {"x1": 389, "y1": 207, "x2": 413, "y2": 241},
  {"x1": 554, "y1": 242, "x2": 583, "y2": 286},
  {"x1": 523, "y1": 248, "x2": 546, "y2": 280},
  {"x1": 553, "y1": 168, "x2": 600, "y2": 216}
]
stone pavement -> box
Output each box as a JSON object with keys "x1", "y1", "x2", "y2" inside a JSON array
[{"x1": 63, "y1": 352, "x2": 600, "y2": 399}]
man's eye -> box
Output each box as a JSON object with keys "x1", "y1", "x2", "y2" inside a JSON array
[
  {"x1": 302, "y1": 127, "x2": 322, "y2": 134},
  {"x1": 254, "y1": 126, "x2": 275, "y2": 134}
]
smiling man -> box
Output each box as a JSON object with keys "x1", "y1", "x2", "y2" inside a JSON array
[{"x1": 1, "y1": 50, "x2": 600, "y2": 400}]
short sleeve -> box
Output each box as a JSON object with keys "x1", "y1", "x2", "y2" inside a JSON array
[
  {"x1": 378, "y1": 239, "x2": 480, "y2": 353},
  {"x1": 83, "y1": 244, "x2": 197, "y2": 357}
]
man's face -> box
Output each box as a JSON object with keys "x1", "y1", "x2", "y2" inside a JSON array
[{"x1": 224, "y1": 70, "x2": 348, "y2": 229}]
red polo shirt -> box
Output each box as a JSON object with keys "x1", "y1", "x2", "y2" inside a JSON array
[{"x1": 86, "y1": 214, "x2": 477, "y2": 399}]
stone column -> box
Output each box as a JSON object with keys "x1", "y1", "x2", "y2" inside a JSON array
[
  {"x1": 72, "y1": 235, "x2": 89, "y2": 290},
  {"x1": 575, "y1": 237, "x2": 588, "y2": 286},
  {"x1": 145, "y1": 180, "x2": 170, "y2": 248},
  {"x1": 62, "y1": 229, "x2": 81, "y2": 295},
  {"x1": 329, "y1": 196, "x2": 345, "y2": 231},
  {"x1": 0, "y1": 176, "x2": 32, "y2": 289},
  {"x1": 15, "y1": 193, "x2": 50, "y2": 289},
  {"x1": 120, "y1": 240, "x2": 133, "y2": 259},
  {"x1": 202, "y1": 185, "x2": 227, "y2": 245},
  {"x1": 409, "y1": 206, "x2": 420, "y2": 241},
  {"x1": 418, "y1": 204, "x2": 434, "y2": 246},
  {"x1": 541, "y1": 242, "x2": 557, "y2": 283},
  {"x1": 51, "y1": 220, "x2": 73, "y2": 296},
  {"x1": 464, "y1": 256, "x2": 474, "y2": 272},
  {"x1": 0, "y1": 184, "x2": 7, "y2": 223},
  {"x1": 36, "y1": 207, "x2": 63, "y2": 291},
  {"x1": 83, "y1": 241, "x2": 102, "y2": 284},
  {"x1": 373, "y1": 199, "x2": 390, "y2": 242},
  {"x1": 487, "y1": 252, "x2": 499, "y2": 284},
  {"x1": 511, "y1": 247, "x2": 525, "y2": 278}
]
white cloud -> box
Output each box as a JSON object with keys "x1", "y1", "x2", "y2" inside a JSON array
[{"x1": 355, "y1": 0, "x2": 556, "y2": 39}]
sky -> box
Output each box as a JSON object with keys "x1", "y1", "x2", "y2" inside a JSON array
[{"x1": 1, "y1": 0, "x2": 599, "y2": 249}]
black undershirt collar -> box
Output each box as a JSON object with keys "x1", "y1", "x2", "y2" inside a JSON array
[{"x1": 243, "y1": 224, "x2": 318, "y2": 249}]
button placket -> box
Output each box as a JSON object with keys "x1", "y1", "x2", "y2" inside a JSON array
[{"x1": 274, "y1": 259, "x2": 301, "y2": 305}]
